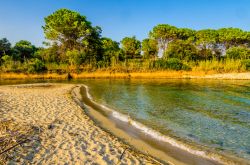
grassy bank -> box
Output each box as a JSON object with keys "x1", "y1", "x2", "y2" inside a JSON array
[{"x1": 1, "y1": 71, "x2": 250, "y2": 80}]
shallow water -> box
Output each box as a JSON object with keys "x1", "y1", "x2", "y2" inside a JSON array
[
  {"x1": 1, "y1": 78, "x2": 250, "y2": 162},
  {"x1": 80, "y1": 79, "x2": 250, "y2": 161}
]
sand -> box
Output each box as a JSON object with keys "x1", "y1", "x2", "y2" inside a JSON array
[{"x1": 0, "y1": 84, "x2": 161, "y2": 165}]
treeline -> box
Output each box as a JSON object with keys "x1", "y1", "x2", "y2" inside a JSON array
[{"x1": 1, "y1": 8, "x2": 250, "y2": 74}]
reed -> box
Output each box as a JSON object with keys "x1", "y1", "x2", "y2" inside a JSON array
[{"x1": 192, "y1": 59, "x2": 246, "y2": 72}]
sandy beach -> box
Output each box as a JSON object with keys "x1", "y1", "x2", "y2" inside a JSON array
[{"x1": 0, "y1": 84, "x2": 160, "y2": 164}]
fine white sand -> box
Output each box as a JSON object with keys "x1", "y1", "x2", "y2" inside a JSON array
[{"x1": 0, "y1": 84, "x2": 160, "y2": 164}]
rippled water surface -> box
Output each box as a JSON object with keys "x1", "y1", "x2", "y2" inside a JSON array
[{"x1": 82, "y1": 79, "x2": 250, "y2": 160}]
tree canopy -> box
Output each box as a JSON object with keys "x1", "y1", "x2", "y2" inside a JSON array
[
  {"x1": 149, "y1": 24, "x2": 178, "y2": 54},
  {"x1": 141, "y1": 38, "x2": 158, "y2": 59},
  {"x1": 1, "y1": 8, "x2": 250, "y2": 74},
  {"x1": 43, "y1": 8, "x2": 96, "y2": 51},
  {"x1": 13, "y1": 40, "x2": 36, "y2": 61},
  {"x1": 0, "y1": 38, "x2": 11, "y2": 56},
  {"x1": 121, "y1": 36, "x2": 141, "y2": 59}
]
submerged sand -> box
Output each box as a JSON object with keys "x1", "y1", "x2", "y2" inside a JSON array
[{"x1": 0, "y1": 84, "x2": 161, "y2": 164}]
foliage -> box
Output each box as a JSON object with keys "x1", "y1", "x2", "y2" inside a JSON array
[
  {"x1": 101, "y1": 37, "x2": 121, "y2": 66},
  {"x1": 0, "y1": 38, "x2": 11, "y2": 57},
  {"x1": 141, "y1": 38, "x2": 158, "y2": 59},
  {"x1": 26, "y1": 58, "x2": 46, "y2": 73},
  {"x1": 43, "y1": 9, "x2": 103, "y2": 65},
  {"x1": 193, "y1": 59, "x2": 246, "y2": 72},
  {"x1": 164, "y1": 40, "x2": 199, "y2": 61},
  {"x1": 43, "y1": 8, "x2": 92, "y2": 50},
  {"x1": 242, "y1": 59, "x2": 250, "y2": 70},
  {"x1": 121, "y1": 36, "x2": 141, "y2": 59},
  {"x1": 226, "y1": 47, "x2": 250, "y2": 59},
  {"x1": 176, "y1": 28, "x2": 196, "y2": 41},
  {"x1": 13, "y1": 40, "x2": 36, "y2": 62},
  {"x1": 218, "y1": 28, "x2": 250, "y2": 47},
  {"x1": 1, "y1": 9, "x2": 250, "y2": 74},
  {"x1": 66, "y1": 49, "x2": 86, "y2": 66},
  {"x1": 150, "y1": 58, "x2": 189, "y2": 70},
  {"x1": 35, "y1": 43, "x2": 61, "y2": 63},
  {"x1": 149, "y1": 24, "x2": 178, "y2": 55}
]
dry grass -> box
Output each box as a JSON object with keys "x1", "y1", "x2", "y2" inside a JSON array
[
  {"x1": 192, "y1": 59, "x2": 246, "y2": 72},
  {"x1": 0, "y1": 73, "x2": 68, "y2": 80},
  {"x1": 0, "y1": 70, "x2": 249, "y2": 80},
  {"x1": 71, "y1": 70, "x2": 225, "y2": 79}
]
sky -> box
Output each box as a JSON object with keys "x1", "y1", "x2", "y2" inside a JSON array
[{"x1": 0, "y1": 0, "x2": 250, "y2": 46}]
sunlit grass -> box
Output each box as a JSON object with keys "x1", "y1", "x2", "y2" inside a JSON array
[
  {"x1": 0, "y1": 73, "x2": 68, "y2": 80},
  {"x1": 193, "y1": 59, "x2": 246, "y2": 73}
]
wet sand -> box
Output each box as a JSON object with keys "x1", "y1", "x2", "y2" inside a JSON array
[
  {"x1": 75, "y1": 85, "x2": 249, "y2": 165},
  {"x1": 0, "y1": 84, "x2": 160, "y2": 164}
]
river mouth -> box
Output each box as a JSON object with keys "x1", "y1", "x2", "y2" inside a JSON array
[{"x1": 78, "y1": 85, "x2": 247, "y2": 165}]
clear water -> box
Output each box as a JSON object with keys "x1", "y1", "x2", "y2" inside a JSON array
[
  {"x1": 81, "y1": 79, "x2": 250, "y2": 160},
  {"x1": 1, "y1": 79, "x2": 250, "y2": 161}
]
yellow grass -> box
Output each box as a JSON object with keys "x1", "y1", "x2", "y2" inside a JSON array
[
  {"x1": 2, "y1": 70, "x2": 248, "y2": 80},
  {"x1": 0, "y1": 73, "x2": 68, "y2": 80},
  {"x1": 71, "y1": 70, "x2": 214, "y2": 79}
]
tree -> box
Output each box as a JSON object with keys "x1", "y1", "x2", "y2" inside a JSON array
[
  {"x1": 66, "y1": 49, "x2": 86, "y2": 67},
  {"x1": 226, "y1": 47, "x2": 250, "y2": 59},
  {"x1": 141, "y1": 38, "x2": 158, "y2": 59},
  {"x1": 43, "y1": 8, "x2": 93, "y2": 50},
  {"x1": 101, "y1": 37, "x2": 120, "y2": 66},
  {"x1": 81, "y1": 26, "x2": 103, "y2": 65},
  {"x1": 0, "y1": 38, "x2": 11, "y2": 57},
  {"x1": 177, "y1": 28, "x2": 196, "y2": 41},
  {"x1": 149, "y1": 24, "x2": 178, "y2": 57},
  {"x1": 13, "y1": 40, "x2": 36, "y2": 62},
  {"x1": 196, "y1": 29, "x2": 219, "y2": 59},
  {"x1": 121, "y1": 36, "x2": 141, "y2": 59},
  {"x1": 196, "y1": 29, "x2": 218, "y2": 47},
  {"x1": 164, "y1": 40, "x2": 199, "y2": 61},
  {"x1": 35, "y1": 43, "x2": 61, "y2": 63},
  {"x1": 217, "y1": 28, "x2": 250, "y2": 56},
  {"x1": 218, "y1": 28, "x2": 249, "y2": 46},
  {"x1": 43, "y1": 9, "x2": 103, "y2": 65}
]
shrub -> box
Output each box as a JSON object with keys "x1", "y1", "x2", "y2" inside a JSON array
[
  {"x1": 26, "y1": 58, "x2": 46, "y2": 73},
  {"x1": 66, "y1": 49, "x2": 86, "y2": 66},
  {"x1": 166, "y1": 58, "x2": 183, "y2": 70},
  {"x1": 242, "y1": 59, "x2": 250, "y2": 70},
  {"x1": 226, "y1": 47, "x2": 250, "y2": 59},
  {"x1": 164, "y1": 40, "x2": 199, "y2": 61},
  {"x1": 150, "y1": 58, "x2": 190, "y2": 70}
]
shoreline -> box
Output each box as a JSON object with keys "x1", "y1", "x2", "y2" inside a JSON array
[
  {"x1": 0, "y1": 71, "x2": 250, "y2": 80},
  {"x1": 0, "y1": 83, "x2": 249, "y2": 165},
  {"x1": 0, "y1": 83, "x2": 160, "y2": 164},
  {"x1": 75, "y1": 85, "x2": 249, "y2": 165}
]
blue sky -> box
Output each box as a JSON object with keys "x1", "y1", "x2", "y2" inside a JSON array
[{"x1": 0, "y1": 0, "x2": 249, "y2": 46}]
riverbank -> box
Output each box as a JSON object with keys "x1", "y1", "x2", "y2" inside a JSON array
[
  {"x1": 0, "y1": 84, "x2": 160, "y2": 164},
  {"x1": 0, "y1": 71, "x2": 250, "y2": 80}
]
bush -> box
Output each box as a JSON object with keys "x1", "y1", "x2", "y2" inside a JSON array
[
  {"x1": 150, "y1": 58, "x2": 190, "y2": 70},
  {"x1": 226, "y1": 47, "x2": 250, "y2": 59},
  {"x1": 1, "y1": 55, "x2": 16, "y2": 72},
  {"x1": 242, "y1": 59, "x2": 250, "y2": 70},
  {"x1": 166, "y1": 58, "x2": 183, "y2": 70},
  {"x1": 26, "y1": 58, "x2": 46, "y2": 73},
  {"x1": 164, "y1": 40, "x2": 199, "y2": 61},
  {"x1": 66, "y1": 49, "x2": 86, "y2": 66}
]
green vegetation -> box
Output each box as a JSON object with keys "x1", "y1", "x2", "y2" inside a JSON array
[{"x1": 1, "y1": 8, "x2": 250, "y2": 75}]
